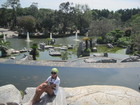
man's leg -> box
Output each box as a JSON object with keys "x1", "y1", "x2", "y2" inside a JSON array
[
  {"x1": 45, "y1": 86, "x2": 54, "y2": 96},
  {"x1": 32, "y1": 89, "x2": 44, "y2": 103},
  {"x1": 30, "y1": 85, "x2": 45, "y2": 105}
]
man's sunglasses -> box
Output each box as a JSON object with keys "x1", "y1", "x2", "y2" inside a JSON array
[{"x1": 51, "y1": 72, "x2": 57, "y2": 74}]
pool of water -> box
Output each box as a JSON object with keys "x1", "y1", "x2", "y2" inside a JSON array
[
  {"x1": 0, "y1": 63, "x2": 140, "y2": 91},
  {"x1": 6, "y1": 36, "x2": 83, "y2": 50},
  {"x1": 1, "y1": 35, "x2": 130, "y2": 61},
  {"x1": 2, "y1": 36, "x2": 82, "y2": 60}
]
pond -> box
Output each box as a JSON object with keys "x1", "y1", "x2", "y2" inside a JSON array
[
  {"x1": 0, "y1": 63, "x2": 140, "y2": 91},
  {"x1": 1, "y1": 35, "x2": 128, "y2": 61},
  {"x1": 7, "y1": 35, "x2": 83, "y2": 50},
  {"x1": 3, "y1": 35, "x2": 83, "y2": 60}
]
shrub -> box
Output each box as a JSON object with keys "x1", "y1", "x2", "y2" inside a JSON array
[
  {"x1": 97, "y1": 37, "x2": 104, "y2": 44},
  {"x1": 117, "y1": 37, "x2": 131, "y2": 47}
]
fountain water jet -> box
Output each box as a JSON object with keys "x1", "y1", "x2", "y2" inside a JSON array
[
  {"x1": 3, "y1": 34, "x2": 6, "y2": 42},
  {"x1": 74, "y1": 30, "x2": 80, "y2": 41},
  {"x1": 50, "y1": 33, "x2": 53, "y2": 39},
  {"x1": 26, "y1": 32, "x2": 32, "y2": 42}
]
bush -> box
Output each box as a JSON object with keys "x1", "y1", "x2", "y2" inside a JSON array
[
  {"x1": 84, "y1": 48, "x2": 91, "y2": 52},
  {"x1": 82, "y1": 48, "x2": 91, "y2": 56},
  {"x1": 116, "y1": 37, "x2": 131, "y2": 47},
  {"x1": 97, "y1": 37, "x2": 104, "y2": 44},
  {"x1": 106, "y1": 33, "x2": 115, "y2": 43},
  {"x1": 105, "y1": 29, "x2": 124, "y2": 44},
  {"x1": 0, "y1": 34, "x2": 3, "y2": 38}
]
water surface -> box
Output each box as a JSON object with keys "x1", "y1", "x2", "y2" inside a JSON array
[
  {"x1": 0, "y1": 63, "x2": 140, "y2": 91},
  {"x1": 3, "y1": 36, "x2": 81, "y2": 60}
]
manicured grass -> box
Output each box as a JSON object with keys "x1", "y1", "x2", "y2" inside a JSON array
[{"x1": 96, "y1": 45, "x2": 123, "y2": 53}]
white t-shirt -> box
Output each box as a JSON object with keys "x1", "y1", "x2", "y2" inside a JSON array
[{"x1": 46, "y1": 76, "x2": 60, "y2": 95}]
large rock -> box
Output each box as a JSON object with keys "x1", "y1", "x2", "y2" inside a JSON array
[
  {"x1": 121, "y1": 56, "x2": 140, "y2": 62},
  {"x1": 96, "y1": 58, "x2": 117, "y2": 63},
  {"x1": 64, "y1": 85, "x2": 140, "y2": 105},
  {"x1": 84, "y1": 58, "x2": 117, "y2": 63},
  {"x1": 107, "y1": 43, "x2": 114, "y2": 48},
  {"x1": 1, "y1": 84, "x2": 140, "y2": 105},
  {"x1": 0, "y1": 84, "x2": 22, "y2": 105},
  {"x1": 22, "y1": 87, "x2": 67, "y2": 105}
]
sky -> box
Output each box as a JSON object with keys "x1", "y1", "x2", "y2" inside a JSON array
[{"x1": 0, "y1": 0, "x2": 140, "y2": 11}]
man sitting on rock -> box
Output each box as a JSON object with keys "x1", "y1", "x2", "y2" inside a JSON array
[{"x1": 30, "y1": 68, "x2": 60, "y2": 105}]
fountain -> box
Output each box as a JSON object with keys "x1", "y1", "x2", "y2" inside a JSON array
[
  {"x1": 75, "y1": 32, "x2": 78, "y2": 39},
  {"x1": 86, "y1": 31, "x2": 89, "y2": 37},
  {"x1": 50, "y1": 33, "x2": 53, "y2": 39},
  {"x1": 74, "y1": 30, "x2": 80, "y2": 41},
  {"x1": 26, "y1": 32, "x2": 32, "y2": 42},
  {"x1": 3, "y1": 34, "x2": 6, "y2": 42}
]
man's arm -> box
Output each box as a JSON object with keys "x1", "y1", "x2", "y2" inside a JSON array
[
  {"x1": 49, "y1": 79, "x2": 60, "y2": 89},
  {"x1": 49, "y1": 84, "x2": 56, "y2": 89},
  {"x1": 38, "y1": 81, "x2": 48, "y2": 89}
]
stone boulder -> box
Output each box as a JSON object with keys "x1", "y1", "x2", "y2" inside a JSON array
[
  {"x1": 121, "y1": 56, "x2": 140, "y2": 62},
  {"x1": 93, "y1": 53, "x2": 108, "y2": 57},
  {"x1": 84, "y1": 58, "x2": 117, "y2": 63},
  {"x1": 1, "y1": 84, "x2": 140, "y2": 105},
  {"x1": 107, "y1": 43, "x2": 114, "y2": 48},
  {"x1": 96, "y1": 58, "x2": 117, "y2": 63},
  {"x1": 92, "y1": 47, "x2": 97, "y2": 52},
  {"x1": 0, "y1": 84, "x2": 22, "y2": 105},
  {"x1": 22, "y1": 87, "x2": 67, "y2": 105},
  {"x1": 64, "y1": 85, "x2": 140, "y2": 105}
]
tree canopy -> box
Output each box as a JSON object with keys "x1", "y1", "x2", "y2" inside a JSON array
[{"x1": 0, "y1": 1, "x2": 140, "y2": 54}]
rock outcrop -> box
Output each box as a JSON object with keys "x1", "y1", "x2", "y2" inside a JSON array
[
  {"x1": 0, "y1": 84, "x2": 140, "y2": 105},
  {"x1": 0, "y1": 84, "x2": 67, "y2": 105},
  {"x1": 121, "y1": 56, "x2": 140, "y2": 62},
  {"x1": 84, "y1": 58, "x2": 117, "y2": 63},
  {"x1": 0, "y1": 84, "x2": 22, "y2": 105},
  {"x1": 64, "y1": 85, "x2": 140, "y2": 105},
  {"x1": 22, "y1": 87, "x2": 67, "y2": 105}
]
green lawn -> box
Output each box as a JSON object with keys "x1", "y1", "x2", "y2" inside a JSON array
[{"x1": 96, "y1": 45, "x2": 123, "y2": 53}]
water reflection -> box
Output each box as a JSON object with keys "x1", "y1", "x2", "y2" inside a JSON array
[{"x1": 26, "y1": 42, "x2": 31, "y2": 49}]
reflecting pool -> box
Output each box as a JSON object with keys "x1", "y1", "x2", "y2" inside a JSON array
[
  {"x1": 4, "y1": 36, "x2": 82, "y2": 60},
  {"x1": 0, "y1": 63, "x2": 140, "y2": 91}
]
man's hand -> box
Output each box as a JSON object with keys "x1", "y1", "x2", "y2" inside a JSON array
[{"x1": 40, "y1": 82, "x2": 47, "y2": 89}]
